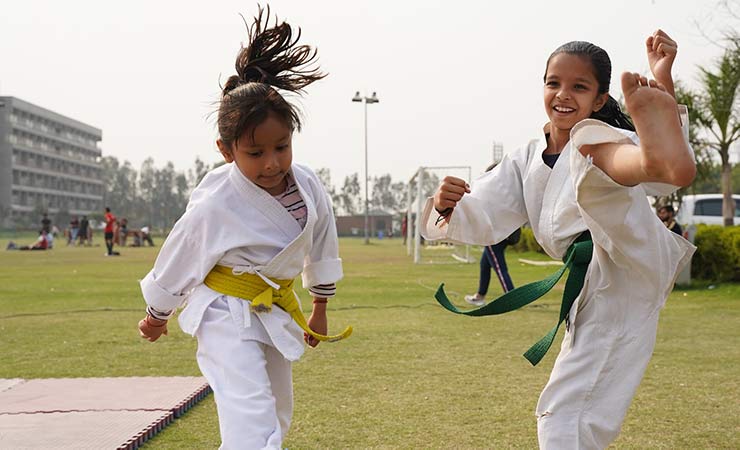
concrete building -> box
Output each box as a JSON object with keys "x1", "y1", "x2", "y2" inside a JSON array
[
  {"x1": 0, "y1": 96, "x2": 103, "y2": 228},
  {"x1": 335, "y1": 209, "x2": 395, "y2": 238}
]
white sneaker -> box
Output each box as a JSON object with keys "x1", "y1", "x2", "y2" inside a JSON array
[{"x1": 464, "y1": 294, "x2": 486, "y2": 306}]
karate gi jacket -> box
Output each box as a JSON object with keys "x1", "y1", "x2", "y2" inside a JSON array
[
  {"x1": 140, "y1": 162, "x2": 342, "y2": 361},
  {"x1": 422, "y1": 113, "x2": 696, "y2": 336}
]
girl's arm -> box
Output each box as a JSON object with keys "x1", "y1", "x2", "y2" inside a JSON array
[{"x1": 139, "y1": 211, "x2": 224, "y2": 321}]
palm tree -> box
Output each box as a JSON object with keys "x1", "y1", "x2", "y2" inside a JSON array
[{"x1": 695, "y1": 41, "x2": 740, "y2": 226}]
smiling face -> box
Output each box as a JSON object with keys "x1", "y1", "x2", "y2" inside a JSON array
[
  {"x1": 544, "y1": 53, "x2": 609, "y2": 133},
  {"x1": 217, "y1": 112, "x2": 293, "y2": 195}
]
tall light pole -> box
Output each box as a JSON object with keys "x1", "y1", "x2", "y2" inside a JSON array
[{"x1": 352, "y1": 91, "x2": 379, "y2": 245}]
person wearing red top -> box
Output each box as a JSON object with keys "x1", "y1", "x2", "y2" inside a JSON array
[
  {"x1": 15, "y1": 231, "x2": 49, "y2": 250},
  {"x1": 104, "y1": 207, "x2": 120, "y2": 256}
]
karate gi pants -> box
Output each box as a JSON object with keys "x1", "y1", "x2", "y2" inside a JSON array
[
  {"x1": 535, "y1": 262, "x2": 662, "y2": 450},
  {"x1": 196, "y1": 298, "x2": 293, "y2": 450}
]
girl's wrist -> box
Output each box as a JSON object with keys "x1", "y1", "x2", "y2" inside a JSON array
[
  {"x1": 312, "y1": 298, "x2": 328, "y2": 312},
  {"x1": 145, "y1": 315, "x2": 168, "y2": 327}
]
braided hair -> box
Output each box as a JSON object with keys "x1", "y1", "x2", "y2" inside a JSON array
[
  {"x1": 545, "y1": 41, "x2": 635, "y2": 132},
  {"x1": 217, "y1": 5, "x2": 326, "y2": 148}
]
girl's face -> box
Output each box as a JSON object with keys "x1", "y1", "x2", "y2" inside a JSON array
[
  {"x1": 543, "y1": 53, "x2": 608, "y2": 133},
  {"x1": 218, "y1": 112, "x2": 293, "y2": 195}
]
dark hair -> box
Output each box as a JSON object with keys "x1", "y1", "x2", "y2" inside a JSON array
[
  {"x1": 545, "y1": 41, "x2": 635, "y2": 132},
  {"x1": 659, "y1": 205, "x2": 675, "y2": 214},
  {"x1": 217, "y1": 5, "x2": 326, "y2": 148}
]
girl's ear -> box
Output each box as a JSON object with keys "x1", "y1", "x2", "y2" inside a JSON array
[
  {"x1": 593, "y1": 93, "x2": 609, "y2": 112},
  {"x1": 216, "y1": 139, "x2": 234, "y2": 163}
]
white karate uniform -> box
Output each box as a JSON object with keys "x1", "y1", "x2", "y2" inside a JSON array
[
  {"x1": 140, "y1": 162, "x2": 342, "y2": 450},
  {"x1": 422, "y1": 113, "x2": 695, "y2": 449}
]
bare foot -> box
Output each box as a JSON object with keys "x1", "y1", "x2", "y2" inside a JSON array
[{"x1": 621, "y1": 71, "x2": 696, "y2": 186}]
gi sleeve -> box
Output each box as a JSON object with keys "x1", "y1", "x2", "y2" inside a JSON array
[
  {"x1": 420, "y1": 151, "x2": 529, "y2": 246},
  {"x1": 140, "y1": 210, "x2": 225, "y2": 312},
  {"x1": 302, "y1": 175, "x2": 343, "y2": 289}
]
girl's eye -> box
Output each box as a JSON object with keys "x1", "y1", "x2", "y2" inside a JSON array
[
  {"x1": 277, "y1": 145, "x2": 289, "y2": 151},
  {"x1": 546, "y1": 81, "x2": 558, "y2": 87},
  {"x1": 575, "y1": 84, "x2": 587, "y2": 90},
  {"x1": 247, "y1": 152, "x2": 262, "y2": 157}
]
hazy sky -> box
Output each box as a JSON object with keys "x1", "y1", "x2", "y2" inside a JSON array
[{"x1": 1, "y1": 0, "x2": 735, "y2": 188}]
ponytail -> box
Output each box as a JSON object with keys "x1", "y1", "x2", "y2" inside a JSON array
[
  {"x1": 591, "y1": 95, "x2": 635, "y2": 131},
  {"x1": 217, "y1": 5, "x2": 326, "y2": 147}
]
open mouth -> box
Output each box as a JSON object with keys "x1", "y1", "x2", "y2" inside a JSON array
[{"x1": 553, "y1": 105, "x2": 575, "y2": 114}]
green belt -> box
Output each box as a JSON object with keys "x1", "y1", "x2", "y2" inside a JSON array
[{"x1": 434, "y1": 232, "x2": 593, "y2": 366}]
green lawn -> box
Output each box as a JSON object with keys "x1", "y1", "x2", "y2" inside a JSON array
[{"x1": 1, "y1": 237, "x2": 738, "y2": 449}]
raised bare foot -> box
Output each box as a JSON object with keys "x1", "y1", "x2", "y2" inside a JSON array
[{"x1": 621, "y1": 71, "x2": 696, "y2": 186}]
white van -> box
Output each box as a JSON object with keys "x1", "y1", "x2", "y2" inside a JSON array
[{"x1": 676, "y1": 194, "x2": 740, "y2": 226}]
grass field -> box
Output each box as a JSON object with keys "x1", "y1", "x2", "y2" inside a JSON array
[{"x1": 1, "y1": 235, "x2": 738, "y2": 449}]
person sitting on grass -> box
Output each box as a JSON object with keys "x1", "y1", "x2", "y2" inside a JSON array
[{"x1": 7, "y1": 231, "x2": 50, "y2": 251}]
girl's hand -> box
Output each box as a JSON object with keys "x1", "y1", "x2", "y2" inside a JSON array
[
  {"x1": 433, "y1": 176, "x2": 470, "y2": 215},
  {"x1": 646, "y1": 29, "x2": 677, "y2": 97},
  {"x1": 138, "y1": 315, "x2": 168, "y2": 342},
  {"x1": 305, "y1": 302, "x2": 327, "y2": 348}
]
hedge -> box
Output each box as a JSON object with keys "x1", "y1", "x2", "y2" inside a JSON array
[
  {"x1": 510, "y1": 227, "x2": 546, "y2": 254},
  {"x1": 691, "y1": 225, "x2": 740, "y2": 282}
]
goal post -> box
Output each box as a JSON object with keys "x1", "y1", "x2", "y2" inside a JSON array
[{"x1": 406, "y1": 166, "x2": 475, "y2": 264}]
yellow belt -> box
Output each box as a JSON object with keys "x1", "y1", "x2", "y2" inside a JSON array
[{"x1": 203, "y1": 265, "x2": 352, "y2": 342}]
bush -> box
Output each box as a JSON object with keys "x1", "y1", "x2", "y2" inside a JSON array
[
  {"x1": 692, "y1": 225, "x2": 740, "y2": 282},
  {"x1": 510, "y1": 226, "x2": 546, "y2": 254}
]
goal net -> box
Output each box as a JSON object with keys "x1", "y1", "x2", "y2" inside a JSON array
[{"x1": 406, "y1": 166, "x2": 476, "y2": 264}]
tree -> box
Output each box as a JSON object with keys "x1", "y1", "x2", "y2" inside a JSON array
[
  {"x1": 174, "y1": 172, "x2": 190, "y2": 220},
  {"x1": 695, "y1": 42, "x2": 740, "y2": 225},
  {"x1": 153, "y1": 162, "x2": 177, "y2": 230},
  {"x1": 370, "y1": 174, "x2": 396, "y2": 212},
  {"x1": 188, "y1": 156, "x2": 210, "y2": 189},
  {"x1": 139, "y1": 158, "x2": 156, "y2": 229},
  {"x1": 390, "y1": 180, "x2": 408, "y2": 213},
  {"x1": 339, "y1": 173, "x2": 361, "y2": 215},
  {"x1": 315, "y1": 168, "x2": 341, "y2": 208}
]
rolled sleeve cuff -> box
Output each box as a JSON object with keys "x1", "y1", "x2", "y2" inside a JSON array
[
  {"x1": 302, "y1": 258, "x2": 343, "y2": 288},
  {"x1": 140, "y1": 270, "x2": 187, "y2": 312}
]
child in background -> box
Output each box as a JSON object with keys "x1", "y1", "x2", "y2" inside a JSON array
[
  {"x1": 137, "y1": 7, "x2": 350, "y2": 449},
  {"x1": 424, "y1": 30, "x2": 695, "y2": 448}
]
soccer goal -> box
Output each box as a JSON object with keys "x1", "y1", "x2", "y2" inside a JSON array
[{"x1": 406, "y1": 166, "x2": 476, "y2": 264}]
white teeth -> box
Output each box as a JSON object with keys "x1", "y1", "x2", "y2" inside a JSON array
[{"x1": 554, "y1": 106, "x2": 574, "y2": 113}]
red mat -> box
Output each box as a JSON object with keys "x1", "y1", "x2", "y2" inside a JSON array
[{"x1": 0, "y1": 377, "x2": 211, "y2": 450}]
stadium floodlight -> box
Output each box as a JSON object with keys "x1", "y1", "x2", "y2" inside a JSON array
[{"x1": 351, "y1": 91, "x2": 380, "y2": 244}]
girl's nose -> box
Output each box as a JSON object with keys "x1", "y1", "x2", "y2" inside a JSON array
[
  {"x1": 264, "y1": 152, "x2": 279, "y2": 170},
  {"x1": 556, "y1": 88, "x2": 570, "y2": 100}
]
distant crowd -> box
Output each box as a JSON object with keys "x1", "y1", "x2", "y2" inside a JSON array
[{"x1": 6, "y1": 208, "x2": 155, "y2": 253}]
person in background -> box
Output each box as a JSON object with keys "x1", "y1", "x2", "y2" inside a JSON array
[
  {"x1": 465, "y1": 228, "x2": 521, "y2": 306},
  {"x1": 78, "y1": 216, "x2": 90, "y2": 246},
  {"x1": 10, "y1": 231, "x2": 50, "y2": 251},
  {"x1": 41, "y1": 213, "x2": 51, "y2": 235},
  {"x1": 119, "y1": 218, "x2": 129, "y2": 247},
  {"x1": 657, "y1": 205, "x2": 683, "y2": 236},
  {"x1": 68, "y1": 216, "x2": 80, "y2": 246},
  {"x1": 140, "y1": 225, "x2": 155, "y2": 247},
  {"x1": 104, "y1": 207, "x2": 120, "y2": 256}
]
